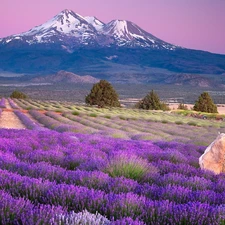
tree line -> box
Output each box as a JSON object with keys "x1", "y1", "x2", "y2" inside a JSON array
[
  {"x1": 9, "y1": 80, "x2": 218, "y2": 113},
  {"x1": 85, "y1": 80, "x2": 218, "y2": 113}
]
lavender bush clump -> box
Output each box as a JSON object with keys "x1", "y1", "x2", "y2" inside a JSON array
[{"x1": 0, "y1": 190, "x2": 64, "y2": 224}]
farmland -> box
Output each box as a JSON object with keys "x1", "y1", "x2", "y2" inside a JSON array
[{"x1": 1, "y1": 98, "x2": 225, "y2": 224}]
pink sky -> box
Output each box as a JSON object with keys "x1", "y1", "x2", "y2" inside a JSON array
[{"x1": 1, "y1": 0, "x2": 225, "y2": 54}]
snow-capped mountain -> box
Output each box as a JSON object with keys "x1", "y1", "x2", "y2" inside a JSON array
[
  {"x1": 24, "y1": 9, "x2": 94, "y2": 36},
  {"x1": 84, "y1": 16, "x2": 105, "y2": 31},
  {"x1": 0, "y1": 9, "x2": 177, "y2": 50},
  {"x1": 102, "y1": 20, "x2": 175, "y2": 49},
  {"x1": 0, "y1": 9, "x2": 111, "y2": 47}
]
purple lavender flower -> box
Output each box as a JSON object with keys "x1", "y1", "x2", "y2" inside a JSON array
[{"x1": 0, "y1": 98, "x2": 6, "y2": 108}]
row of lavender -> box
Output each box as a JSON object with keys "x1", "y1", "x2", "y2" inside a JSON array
[
  {"x1": 1, "y1": 128, "x2": 225, "y2": 224},
  {"x1": 0, "y1": 98, "x2": 6, "y2": 108},
  {"x1": 0, "y1": 97, "x2": 20, "y2": 109}
]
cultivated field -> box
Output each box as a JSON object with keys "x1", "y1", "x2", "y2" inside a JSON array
[{"x1": 1, "y1": 97, "x2": 225, "y2": 224}]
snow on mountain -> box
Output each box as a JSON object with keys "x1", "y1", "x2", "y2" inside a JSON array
[
  {"x1": 84, "y1": 16, "x2": 105, "y2": 31},
  {"x1": 0, "y1": 9, "x2": 177, "y2": 50},
  {"x1": 103, "y1": 20, "x2": 176, "y2": 49},
  {"x1": 1, "y1": 9, "x2": 99, "y2": 46},
  {"x1": 22, "y1": 9, "x2": 93, "y2": 36}
]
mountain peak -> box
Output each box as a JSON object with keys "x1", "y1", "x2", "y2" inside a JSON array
[
  {"x1": 104, "y1": 20, "x2": 130, "y2": 37},
  {"x1": 61, "y1": 9, "x2": 73, "y2": 14},
  {"x1": 59, "y1": 9, "x2": 84, "y2": 20},
  {"x1": 102, "y1": 19, "x2": 176, "y2": 49},
  {"x1": 12, "y1": 9, "x2": 97, "y2": 44}
]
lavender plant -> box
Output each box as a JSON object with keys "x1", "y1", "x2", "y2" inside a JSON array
[
  {"x1": 56, "y1": 210, "x2": 110, "y2": 225},
  {"x1": 0, "y1": 98, "x2": 6, "y2": 108},
  {"x1": 8, "y1": 98, "x2": 20, "y2": 109},
  {"x1": 14, "y1": 110, "x2": 45, "y2": 130}
]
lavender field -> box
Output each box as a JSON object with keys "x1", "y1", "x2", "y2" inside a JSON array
[
  {"x1": 1, "y1": 98, "x2": 225, "y2": 224},
  {"x1": 14, "y1": 98, "x2": 225, "y2": 145}
]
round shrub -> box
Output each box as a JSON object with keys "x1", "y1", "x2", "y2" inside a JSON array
[
  {"x1": 10, "y1": 90, "x2": 27, "y2": 99},
  {"x1": 104, "y1": 152, "x2": 157, "y2": 182}
]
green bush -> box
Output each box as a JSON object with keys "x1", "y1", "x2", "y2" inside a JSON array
[
  {"x1": 178, "y1": 103, "x2": 188, "y2": 110},
  {"x1": 10, "y1": 90, "x2": 27, "y2": 99},
  {"x1": 136, "y1": 90, "x2": 169, "y2": 111},
  {"x1": 85, "y1": 80, "x2": 120, "y2": 108},
  {"x1": 193, "y1": 92, "x2": 217, "y2": 113}
]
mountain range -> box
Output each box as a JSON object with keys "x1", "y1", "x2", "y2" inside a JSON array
[
  {"x1": 0, "y1": 9, "x2": 225, "y2": 87},
  {"x1": 0, "y1": 9, "x2": 176, "y2": 50}
]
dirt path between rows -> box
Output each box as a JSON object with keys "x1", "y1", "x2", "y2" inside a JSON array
[{"x1": 0, "y1": 99, "x2": 26, "y2": 129}]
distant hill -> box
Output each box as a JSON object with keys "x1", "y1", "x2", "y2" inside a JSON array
[
  {"x1": 164, "y1": 74, "x2": 214, "y2": 87},
  {"x1": 32, "y1": 71, "x2": 99, "y2": 83}
]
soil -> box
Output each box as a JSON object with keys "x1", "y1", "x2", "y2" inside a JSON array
[{"x1": 0, "y1": 100, "x2": 26, "y2": 129}]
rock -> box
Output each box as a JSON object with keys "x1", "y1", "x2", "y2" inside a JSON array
[{"x1": 199, "y1": 133, "x2": 225, "y2": 174}]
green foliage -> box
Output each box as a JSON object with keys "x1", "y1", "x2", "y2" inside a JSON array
[
  {"x1": 85, "y1": 80, "x2": 120, "y2": 108},
  {"x1": 119, "y1": 116, "x2": 127, "y2": 120},
  {"x1": 55, "y1": 109, "x2": 62, "y2": 113},
  {"x1": 104, "y1": 153, "x2": 157, "y2": 182},
  {"x1": 136, "y1": 90, "x2": 169, "y2": 111},
  {"x1": 26, "y1": 106, "x2": 33, "y2": 110},
  {"x1": 160, "y1": 102, "x2": 170, "y2": 111},
  {"x1": 72, "y1": 111, "x2": 80, "y2": 116},
  {"x1": 10, "y1": 90, "x2": 27, "y2": 99},
  {"x1": 175, "y1": 121, "x2": 184, "y2": 125},
  {"x1": 178, "y1": 103, "x2": 188, "y2": 110},
  {"x1": 187, "y1": 121, "x2": 197, "y2": 126},
  {"x1": 89, "y1": 113, "x2": 97, "y2": 117},
  {"x1": 193, "y1": 92, "x2": 218, "y2": 113}
]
